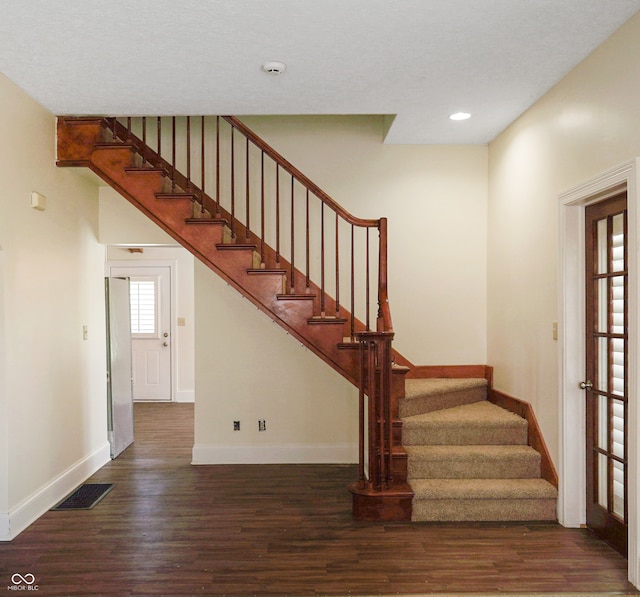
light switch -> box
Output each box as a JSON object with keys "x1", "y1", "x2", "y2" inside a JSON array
[
  {"x1": 83, "y1": 325, "x2": 88, "y2": 340},
  {"x1": 177, "y1": 317, "x2": 186, "y2": 327}
]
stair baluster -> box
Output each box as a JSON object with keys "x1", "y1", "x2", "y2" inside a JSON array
[{"x1": 201, "y1": 116, "x2": 206, "y2": 214}]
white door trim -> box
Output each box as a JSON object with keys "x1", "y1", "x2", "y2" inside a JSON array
[
  {"x1": 559, "y1": 159, "x2": 640, "y2": 587},
  {"x1": 106, "y1": 259, "x2": 178, "y2": 403}
]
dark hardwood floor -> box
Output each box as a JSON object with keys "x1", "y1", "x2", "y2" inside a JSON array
[{"x1": 0, "y1": 402, "x2": 636, "y2": 596}]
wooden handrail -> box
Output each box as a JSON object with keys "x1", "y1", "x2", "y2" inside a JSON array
[{"x1": 222, "y1": 116, "x2": 380, "y2": 229}]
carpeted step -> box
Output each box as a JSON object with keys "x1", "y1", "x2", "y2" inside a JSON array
[
  {"x1": 400, "y1": 377, "x2": 488, "y2": 417},
  {"x1": 406, "y1": 444, "x2": 541, "y2": 479},
  {"x1": 410, "y1": 478, "x2": 558, "y2": 521},
  {"x1": 402, "y1": 401, "x2": 528, "y2": 446}
]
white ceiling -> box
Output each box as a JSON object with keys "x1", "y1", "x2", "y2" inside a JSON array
[{"x1": 0, "y1": 0, "x2": 638, "y2": 144}]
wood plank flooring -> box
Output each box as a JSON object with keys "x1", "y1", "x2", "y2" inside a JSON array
[{"x1": 0, "y1": 402, "x2": 637, "y2": 596}]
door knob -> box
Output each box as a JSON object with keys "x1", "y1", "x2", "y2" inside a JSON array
[
  {"x1": 579, "y1": 380, "x2": 593, "y2": 390},
  {"x1": 163, "y1": 332, "x2": 169, "y2": 337},
  {"x1": 163, "y1": 341, "x2": 169, "y2": 347}
]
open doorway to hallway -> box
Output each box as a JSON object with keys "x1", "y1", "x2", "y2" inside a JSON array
[{"x1": 105, "y1": 246, "x2": 196, "y2": 463}]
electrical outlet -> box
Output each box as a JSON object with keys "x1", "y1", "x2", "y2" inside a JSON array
[
  {"x1": 258, "y1": 420, "x2": 266, "y2": 432},
  {"x1": 233, "y1": 421, "x2": 240, "y2": 431}
]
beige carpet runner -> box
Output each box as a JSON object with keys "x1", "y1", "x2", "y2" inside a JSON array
[{"x1": 400, "y1": 378, "x2": 557, "y2": 522}]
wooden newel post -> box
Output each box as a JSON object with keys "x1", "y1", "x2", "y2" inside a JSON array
[
  {"x1": 356, "y1": 330, "x2": 395, "y2": 490},
  {"x1": 377, "y1": 217, "x2": 391, "y2": 333}
]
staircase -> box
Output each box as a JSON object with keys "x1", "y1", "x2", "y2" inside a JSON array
[
  {"x1": 401, "y1": 378, "x2": 558, "y2": 521},
  {"x1": 56, "y1": 115, "x2": 557, "y2": 523}
]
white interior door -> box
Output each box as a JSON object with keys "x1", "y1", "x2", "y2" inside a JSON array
[
  {"x1": 105, "y1": 277, "x2": 134, "y2": 457},
  {"x1": 109, "y1": 265, "x2": 172, "y2": 402}
]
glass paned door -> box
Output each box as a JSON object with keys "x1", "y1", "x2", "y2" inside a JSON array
[{"x1": 584, "y1": 192, "x2": 628, "y2": 556}]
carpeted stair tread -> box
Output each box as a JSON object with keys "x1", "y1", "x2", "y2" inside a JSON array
[
  {"x1": 400, "y1": 377, "x2": 488, "y2": 417},
  {"x1": 402, "y1": 400, "x2": 528, "y2": 446},
  {"x1": 405, "y1": 444, "x2": 541, "y2": 479},
  {"x1": 410, "y1": 477, "x2": 557, "y2": 500},
  {"x1": 410, "y1": 478, "x2": 558, "y2": 521},
  {"x1": 411, "y1": 495, "x2": 557, "y2": 522}
]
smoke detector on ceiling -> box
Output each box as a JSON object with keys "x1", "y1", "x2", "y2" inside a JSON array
[{"x1": 262, "y1": 61, "x2": 287, "y2": 75}]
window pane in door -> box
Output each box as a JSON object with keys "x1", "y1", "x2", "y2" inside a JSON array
[
  {"x1": 611, "y1": 214, "x2": 624, "y2": 272},
  {"x1": 613, "y1": 459, "x2": 625, "y2": 520},
  {"x1": 611, "y1": 335, "x2": 625, "y2": 397},
  {"x1": 611, "y1": 276, "x2": 625, "y2": 334},
  {"x1": 597, "y1": 218, "x2": 608, "y2": 274},
  {"x1": 598, "y1": 453, "x2": 608, "y2": 509},
  {"x1": 597, "y1": 394, "x2": 608, "y2": 451},
  {"x1": 597, "y1": 337, "x2": 608, "y2": 392},
  {"x1": 130, "y1": 278, "x2": 157, "y2": 336},
  {"x1": 596, "y1": 278, "x2": 608, "y2": 332},
  {"x1": 612, "y1": 399, "x2": 625, "y2": 459}
]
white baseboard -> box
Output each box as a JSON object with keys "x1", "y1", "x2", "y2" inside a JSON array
[
  {"x1": 192, "y1": 443, "x2": 357, "y2": 465},
  {"x1": 1, "y1": 442, "x2": 111, "y2": 541},
  {"x1": 175, "y1": 390, "x2": 195, "y2": 403},
  {"x1": 0, "y1": 512, "x2": 8, "y2": 541}
]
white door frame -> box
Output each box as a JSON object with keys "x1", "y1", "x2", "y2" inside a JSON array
[
  {"x1": 106, "y1": 259, "x2": 178, "y2": 403},
  {"x1": 559, "y1": 159, "x2": 640, "y2": 586}
]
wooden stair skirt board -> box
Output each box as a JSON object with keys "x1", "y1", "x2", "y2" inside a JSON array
[{"x1": 400, "y1": 377, "x2": 558, "y2": 522}]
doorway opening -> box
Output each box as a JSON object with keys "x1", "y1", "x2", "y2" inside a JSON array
[{"x1": 105, "y1": 247, "x2": 195, "y2": 466}]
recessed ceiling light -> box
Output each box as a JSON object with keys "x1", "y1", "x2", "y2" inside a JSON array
[
  {"x1": 262, "y1": 61, "x2": 287, "y2": 75},
  {"x1": 449, "y1": 112, "x2": 471, "y2": 121}
]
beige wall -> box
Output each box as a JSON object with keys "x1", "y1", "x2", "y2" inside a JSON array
[
  {"x1": 0, "y1": 73, "x2": 108, "y2": 537},
  {"x1": 99, "y1": 186, "x2": 176, "y2": 246},
  {"x1": 488, "y1": 12, "x2": 640, "y2": 464},
  {"x1": 0, "y1": 248, "x2": 6, "y2": 525}
]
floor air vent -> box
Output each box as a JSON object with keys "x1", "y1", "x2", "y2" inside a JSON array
[{"x1": 51, "y1": 483, "x2": 114, "y2": 510}]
